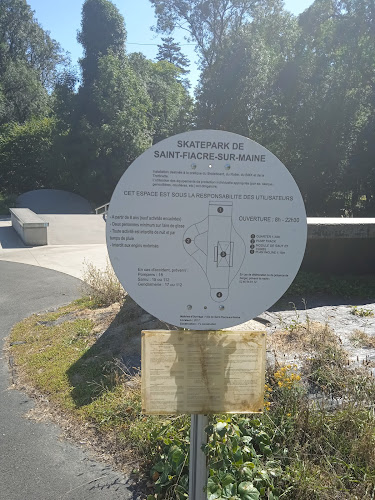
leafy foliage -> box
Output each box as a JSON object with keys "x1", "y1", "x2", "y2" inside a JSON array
[
  {"x1": 0, "y1": 0, "x2": 65, "y2": 125},
  {"x1": 205, "y1": 417, "x2": 283, "y2": 499},
  {"x1": 60, "y1": 0, "x2": 152, "y2": 202},
  {"x1": 77, "y1": 0, "x2": 126, "y2": 89},
  {"x1": 0, "y1": 117, "x2": 57, "y2": 193},
  {"x1": 1, "y1": 0, "x2": 375, "y2": 212},
  {"x1": 150, "y1": 0, "x2": 260, "y2": 67},
  {"x1": 129, "y1": 53, "x2": 194, "y2": 144},
  {"x1": 152, "y1": 0, "x2": 375, "y2": 217}
]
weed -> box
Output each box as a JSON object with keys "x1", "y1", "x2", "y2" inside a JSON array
[
  {"x1": 269, "y1": 319, "x2": 337, "y2": 356},
  {"x1": 350, "y1": 329, "x2": 375, "y2": 348},
  {"x1": 350, "y1": 306, "x2": 374, "y2": 317},
  {"x1": 149, "y1": 417, "x2": 190, "y2": 499},
  {"x1": 204, "y1": 417, "x2": 284, "y2": 500},
  {"x1": 81, "y1": 259, "x2": 126, "y2": 307}
]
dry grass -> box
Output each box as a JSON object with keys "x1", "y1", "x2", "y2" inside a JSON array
[
  {"x1": 81, "y1": 259, "x2": 126, "y2": 307},
  {"x1": 350, "y1": 329, "x2": 375, "y2": 348},
  {"x1": 268, "y1": 320, "x2": 343, "y2": 356}
]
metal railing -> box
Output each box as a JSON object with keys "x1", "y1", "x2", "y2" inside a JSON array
[{"x1": 95, "y1": 202, "x2": 110, "y2": 218}]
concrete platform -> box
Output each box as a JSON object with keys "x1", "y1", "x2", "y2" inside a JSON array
[
  {"x1": 10, "y1": 208, "x2": 49, "y2": 246},
  {"x1": 43, "y1": 214, "x2": 106, "y2": 245},
  {"x1": 0, "y1": 220, "x2": 107, "y2": 279}
]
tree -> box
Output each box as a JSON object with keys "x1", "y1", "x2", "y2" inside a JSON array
[
  {"x1": 77, "y1": 0, "x2": 126, "y2": 89},
  {"x1": 0, "y1": 0, "x2": 65, "y2": 124},
  {"x1": 157, "y1": 37, "x2": 190, "y2": 73},
  {"x1": 129, "y1": 53, "x2": 194, "y2": 144},
  {"x1": 334, "y1": 0, "x2": 375, "y2": 215},
  {"x1": 195, "y1": 0, "x2": 299, "y2": 134},
  {"x1": 271, "y1": 0, "x2": 375, "y2": 215},
  {"x1": 0, "y1": 0, "x2": 68, "y2": 198},
  {"x1": 0, "y1": 61, "x2": 50, "y2": 125},
  {"x1": 194, "y1": 0, "x2": 375, "y2": 216},
  {"x1": 66, "y1": 0, "x2": 152, "y2": 202},
  {"x1": 77, "y1": 0, "x2": 127, "y2": 123},
  {"x1": 0, "y1": 117, "x2": 57, "y2": 193},
  {"x1": 150, "y1": 0, "x2": 261, "y2": 67},
  {"x1": 52, "y1": 69, "x2": 78, "y2": 128}
]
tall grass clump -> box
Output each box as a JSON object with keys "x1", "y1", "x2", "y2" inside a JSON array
[{"x1": 81, "y1": 259, "x2": 126, "y2": 307}]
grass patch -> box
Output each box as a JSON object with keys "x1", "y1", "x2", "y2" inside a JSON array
[
  {"x1": 8, "y1": 300, "x2": 375, "y2": 499},
  {"x1": 7, "y1": 299, "x2": 182, "y2": 491},
  {"x1": 10, "y1": 311, "x2": 97, "y2": 409}
]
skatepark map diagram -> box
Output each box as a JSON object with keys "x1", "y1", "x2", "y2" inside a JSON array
[{"x1": 183, "y1": 202, "x2": 245, "y2": 302}]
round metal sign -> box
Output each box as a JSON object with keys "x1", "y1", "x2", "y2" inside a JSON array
[{"x1": 107, "y1": 130, "x2": 307, "y2": 330}]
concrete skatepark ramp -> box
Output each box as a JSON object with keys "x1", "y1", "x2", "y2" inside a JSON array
[
  {"x1": 16, "y1": 189, "x2": 93, "y2": 214},
  {"x1": 8, "y1": 190, "x2": 105, "y2": 246}
]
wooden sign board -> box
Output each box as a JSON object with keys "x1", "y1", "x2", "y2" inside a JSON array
[{"x1": 141, "y1": 330, "x2": 266, "y2": 414}]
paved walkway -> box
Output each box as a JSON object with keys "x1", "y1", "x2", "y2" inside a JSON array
[
  {"x1": 0, "y1": 215, "x2": 142, "y2": 498},
  {"x1": 0, "y1": 261, "x2": 139, "y2": 499},
  {"x1": 0, "y1": 219, "x2": 108, "y2": 279}
]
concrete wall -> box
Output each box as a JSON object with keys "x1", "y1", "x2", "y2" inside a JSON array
[{"x1": 302, "y1": 218, "x2": 375, "y2": 274}]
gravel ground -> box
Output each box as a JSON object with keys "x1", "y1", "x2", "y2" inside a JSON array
[{"x1": 231, "y1": 295, "x2": 375, "y2": 374}]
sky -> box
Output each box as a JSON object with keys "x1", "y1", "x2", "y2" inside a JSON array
[{"x1": 27, "y1": 0, "x2": 314, "y2": 90}]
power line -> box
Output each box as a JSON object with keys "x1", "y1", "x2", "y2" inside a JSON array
[{"x1": 128, "y1": 42, "x2": 195, "y2": 46}]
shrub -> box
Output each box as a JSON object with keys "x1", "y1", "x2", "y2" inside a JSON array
[{"x1": 81, "y1": 259, "x2": 126, "y2": 307}]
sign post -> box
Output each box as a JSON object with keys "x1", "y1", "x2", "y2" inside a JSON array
[
  {"x1": 189, "y1": 414, "x2": 208, "y2": 500},
  {"x1": 107, "y1": 130, "x2": 307, "y2": 498}
]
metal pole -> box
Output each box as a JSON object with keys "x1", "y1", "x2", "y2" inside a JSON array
[{"x1": 189, "y1": 414, "x2": 208, "y2": 500}]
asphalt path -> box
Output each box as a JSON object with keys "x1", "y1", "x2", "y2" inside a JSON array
[{"x1": 0, "y1": 261, "x2": 138, "y2": 500}]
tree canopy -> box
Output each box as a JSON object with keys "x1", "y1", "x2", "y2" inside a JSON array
[
  {"x1": 156, "y1": 37, "x2": 190, "y2": 73},
  {"x1": 150, "y1": 0, "x2": 261, "y2": 67},
  {"x1": 1, "y1": 0, "x2": 375, "y2": 217},
  {"x1": 0, "y1": 0, "x2": 65, "y2": 125},
  {"x1": 157, "y1": 0, "x2": 375, "y2": 216}
]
